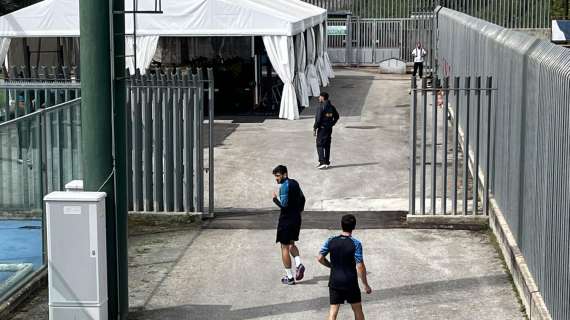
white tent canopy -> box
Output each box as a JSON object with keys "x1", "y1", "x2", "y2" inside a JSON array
[{"x1": 0, "y1": 0, "x2": 332, "y2": 120}]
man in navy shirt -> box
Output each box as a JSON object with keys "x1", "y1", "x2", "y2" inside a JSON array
[
  {"x1": 317, "y1": 214, "x2": 372, "y2": 320},
  {"x1": 272, "y1": 165, "x2": 306, "y2": 285},
  {"x1": 313, "y1": 92, "x2": 340, "y2": 169}
]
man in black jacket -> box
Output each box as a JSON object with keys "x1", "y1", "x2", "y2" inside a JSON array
[
  {"x1": 314, "y1": 92, "x2": 340, "y2": 169},
  {"x1": 272, "y1": 165, "x2": 306, "y2": 285}
]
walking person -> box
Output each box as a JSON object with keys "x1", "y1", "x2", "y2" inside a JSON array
[
  {"x1": 313, "y1": 92, "x2": 339, "y2": 169},
  {"x1": 272, "y1": 165, "x2": 306, "y2": 285},
  {"x1": 412, "y1": 42, "x2": 427, "y2": 78},
  {"x1": 317, "y1": 214, "x2": 372, "y2": 320}
]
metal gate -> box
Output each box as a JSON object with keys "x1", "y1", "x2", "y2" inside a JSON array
[
  {"x1": 409, "y1": 75, "x2": 496, "y2": 216},
  {"x1": 327, "y1": 17, "x2": 434, "y2": 66},
  {"x1": 0, "y1": 67, "x2": 215, "y2": 215}
]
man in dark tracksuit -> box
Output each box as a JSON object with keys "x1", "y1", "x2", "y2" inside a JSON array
[
  {"x1": 314, "y1": 92, "x2": 340, "y2": 169},
  {"x1": 272, "y1": 165, "x2": 306, "y2": 285},
  {"x1": 318, "y1": 214, "x2": 372, "y2": 320}
]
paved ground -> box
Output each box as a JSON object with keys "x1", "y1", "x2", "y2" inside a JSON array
[
  {"x1": 7, "y1": 69, "x2": 524, "y2": 320},
  {"x1": 208, "y1": 69, "x2": 412, "y2": 212}
]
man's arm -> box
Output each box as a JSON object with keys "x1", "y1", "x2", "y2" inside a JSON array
[
  {"x1": 357, "y1": 262, "x2": 372, "y2": 294},
  {"x1": 317, "y1": 254, "x2": 331, "y2": 268},
  {"x1": 272, "y1": 183, "x2": 289, "y2": 208},
  {"x1": 314, "y1": 106, "x2": 322, "y2": 131},
  {"x1": 332, "y1": 106, "x2": 340, "y2": 126}
]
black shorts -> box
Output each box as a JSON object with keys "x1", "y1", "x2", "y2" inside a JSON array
[
  {"x1": 329, "y1": 287, "x2": 362, "y2": 305},
  {"x1": 276, "y1": 224, "x2": 301, "y2": 244}
]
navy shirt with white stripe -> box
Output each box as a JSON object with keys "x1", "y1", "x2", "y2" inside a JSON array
[{"x1": 319, "y1": 235, "x2": 363, "y2": 290}]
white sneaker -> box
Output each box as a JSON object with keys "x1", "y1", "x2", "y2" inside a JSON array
[{"x1": 317, "y1": 164, "x2": 327, "y2": 170}]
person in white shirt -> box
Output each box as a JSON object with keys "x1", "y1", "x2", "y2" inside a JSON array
[{"x1": 411, "y1": 42, "x2": 427, "y2": 78}]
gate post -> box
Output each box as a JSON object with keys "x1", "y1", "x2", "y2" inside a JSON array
[{"x1": 346, "y1": 14, "x2": 352, "y2": 66}]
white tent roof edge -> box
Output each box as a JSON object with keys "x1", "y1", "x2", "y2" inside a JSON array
[{"x1": 0, "y1": 0, "x2": 326, "y2": 38}]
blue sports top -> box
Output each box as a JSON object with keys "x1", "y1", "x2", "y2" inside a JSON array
[{"x1": 319, "y1": 235, "x2": 363, "y2": 290}]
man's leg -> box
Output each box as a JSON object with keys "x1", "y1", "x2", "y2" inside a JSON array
[
  {"x1": 350, "y1": 303, "x2": 365, "y2": 320},
  {"x1": 280, "y1": 243, "x2": 294, "y2": 282},
  {"x1": 412, "y1": 63, "x2": 418, "y2": 77},
  {"x1": 328, "y1": 305, "x2": 340, "y2": 320},
  {"x1": 281, "y1": 243, "x2": 292, "y2": 268},
  {"x1": 316, "y1": 131, "x2": 326, "y2": 166},
  {"x1": 419, "y1": 63, "x2": 423, "y2": 78},
  {"x1": 324, "y1": 136, "x2": 332, "y2": 165}
]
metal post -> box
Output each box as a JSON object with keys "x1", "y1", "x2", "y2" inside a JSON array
[
  {"x1": 462, "y1": 77, "x2": 471, "y2": 215},
  {"x1": 484, "y1": 77, "x2": 493, "y2": 215},
  {"x1": 442, "y1": 77, "x2": 449, "y2": 214},
  {"x1": 409, "y1": 76, "x2": 418, "y2": 215},
  {"x1": 420, "y1": 77, "x2": 427, "y2": 215},
  {"x1": 473, "y1": 76, "x2": 482, "y2": 215},
  {"x1": 431, "y1": 75, "x2": 438, "y2": 214},
  {"x1": 111, "y1": 0, "x2": 129, "y2": 315},
  {"x1": 452, "y1": 77, "x2": 460, "y2": 215},
  {"x1": 346, "y1": 14, "x2": 352, "y2": 66},
  {"x1": 207, "y1": 68, "x2": 215, "y2": 217},
  {"x1": 79, "y1": 0, "x2": 126, "y2": 318}
]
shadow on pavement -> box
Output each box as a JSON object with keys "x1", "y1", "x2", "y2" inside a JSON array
[{"x1": 129, "y1": 274, "x2": 509, "y2": 320}]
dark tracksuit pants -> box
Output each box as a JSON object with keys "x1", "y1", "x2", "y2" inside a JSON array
[
  {"x1": 413, "y1": 62, "x2": 424, "y2": 78},
  {"x1": 316, "y1": 127, "x2": 332, "y2": 165}
]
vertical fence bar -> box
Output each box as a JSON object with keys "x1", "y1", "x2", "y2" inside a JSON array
[
  {"x1": 442, "y1": 77, "x2": 450, "y2": 214},
  {"x1": 152, "y1": 73, "x2": 164, "y2": 212},
  {"x1": 173, "y1": 72, "x2": 184, "y2": 212},
  {"x1": 207, "y1": 68, "x2": 215, "y2": 216},
  {"x1": 420, "y1": 77, "x2": 427, "y2": 215},
  {"x1": 164, "y1": 71, "x2": 174, "y2": 212},
  {"x1": 410, "y1": 76, "x2": 418, "y2": 215},
  {"x1": 484, "y1": 77, "x2": 493, "y2": 215},
  {"x1": 142, "y1": 75, "x2": 153, "y2": 212},
  {"x1": 463, "y1": 77, "x2": 471, "y2": 215},
  {"x1": 183, "y1": 75, "x2": 194, "y2": 213},
  {"x1": 192, "y1": 73, "x2": 203, "y2": 213},
  {"x1": 431, "y1": 75, "x2": 438, "y2": 213},
  {"x1": 473, "y1": 76, "x2": 482, "y2": 215},
  {"x1": 452, "y1": 77, "x2": 460, "y2": 215}
]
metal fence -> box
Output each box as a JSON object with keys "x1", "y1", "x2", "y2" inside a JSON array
[
  {"x1": 327, "y1": 17, "x2": 434, "y2": 65},
  {"x1": 303, "y1": 0, "x2": 551, "y2": 28},
  {"x1": 0, "y1": 67, "x2": 214, "y2": 215},
  {"x1": 409, "y1": 76, "x2": 495, "y2": 216},
  {"x1": 436, "y1": 7, "x2": 570, "y2": 320}
]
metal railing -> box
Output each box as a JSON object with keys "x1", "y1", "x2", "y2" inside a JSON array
[
  {"x1": 303, "y1": 0, "x2": 551, "y2": 28},
  {"x1": 1, "y1": 67, "x2": 215, "y2": 215},
  {"x1": 409, "y1": 76, "x2": 496, "y2": 216},
  {"x1": 436, "y1": 7, "x2": 570, "y2": 319}
]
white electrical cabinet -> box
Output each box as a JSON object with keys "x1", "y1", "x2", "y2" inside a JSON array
[{"x1": 44, "y1": 191, "x2": 108, "y2": 320}]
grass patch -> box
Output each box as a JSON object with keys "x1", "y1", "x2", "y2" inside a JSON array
[{"x1": 487, "y1": 229, "x2": 528, "y2": 319}]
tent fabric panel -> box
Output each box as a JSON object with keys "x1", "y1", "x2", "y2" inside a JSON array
[
  {"x1": 315, "y1": 24, "x2": 328, "y2": 87},
  {"x1": 262, "y1": 35, "x2": 299, "y2": 120},
  {"x1": 305, "y1": 28, "x2": 320, "y2": 97},
  {"x1": 294, "y1": 32, "x2": 310, "y2": 107},
  {"x1": 125, "y1": 35, "x2": 160, "y2": 75},
  {"x1": 0, "y1": 0, "x2": 326, "y2": 38},
  {"x1": 0, "y1": 38, "x2": 10, "y2": 65}
]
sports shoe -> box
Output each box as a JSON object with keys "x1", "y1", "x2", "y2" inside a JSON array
[
  {"x1": 281, "y1": 276, "x2": 295, "y2": 285},
  {"x1": 295, "y1": 264, "x2": 306, "y2": 281},
  {"x1": 317, "y1": 164, "x2": 327, "y2": 170}
]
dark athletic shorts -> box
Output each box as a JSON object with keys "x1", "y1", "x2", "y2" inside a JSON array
[
  {"x1": 276, "y1": 224, "x2": 301, "y2": 244},
  {"x1": 329, "y1": 286, "x2": 362, "y2": 305}
]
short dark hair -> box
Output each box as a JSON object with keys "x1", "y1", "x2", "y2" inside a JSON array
[
  {"x1": 341, "y1": 214, "x2": 357, "y2": 232},
  {"x1": 320, "y1": 92, "x2": 329, "y2": 100},
  {"x1": 272, "y1": 165, "x2": 288, "y2": 175}
]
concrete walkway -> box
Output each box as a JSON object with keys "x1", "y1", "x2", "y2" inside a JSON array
[
  {"x1": 7, "y1": 69, "x2": 524, "y2": 320},
  {"x1": 209, "y1": 69, "x2": 412, "y2": 212}
]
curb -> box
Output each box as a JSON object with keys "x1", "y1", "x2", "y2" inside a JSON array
[
  {"x1": 488, "y1": 199, "x2": 552, "y2": 320},
  {"x1": 0, "y1": 268, "x2": 47, "y2": 319},
  {"x1": 406, "y1": 214, "x2": 489, "y2": 230}
]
